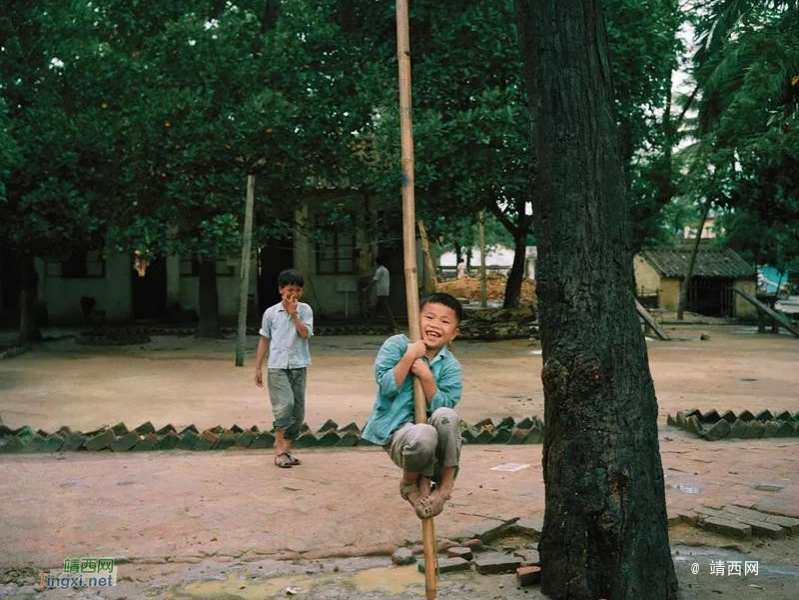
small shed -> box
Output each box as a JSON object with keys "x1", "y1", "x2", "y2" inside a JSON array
[{"x1": 634, "y1": 247, "x2": 756, "y2": 318}]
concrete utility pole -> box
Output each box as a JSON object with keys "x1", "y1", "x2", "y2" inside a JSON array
[{"x1": 235, "y1": 175, "x2": 255, "y2": 367}]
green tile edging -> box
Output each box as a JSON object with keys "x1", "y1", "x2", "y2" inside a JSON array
[
  {"x1": 0, "y1": 416, "x2": 546, "y2": 453},
  {"x1": 0, "y1": 344, "x2": 32, "y2": 360},
  {"x1": 667, "y1": 409, "x2": 799, "y2": 441}
]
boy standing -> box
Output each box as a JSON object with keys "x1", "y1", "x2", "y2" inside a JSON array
[
  {"x1": 362, "y1": 293, "x2": 463, "y2": 519},
  {"x1": 363, "y1": 256, "x2": 398, "y2": 329},
  {"x1": 254, "y1": 269, "x2": 313, "y2": 468}
]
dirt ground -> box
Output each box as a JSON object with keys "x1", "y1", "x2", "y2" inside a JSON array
[
  {"x1": 0, "y1": 323, "x2": 798, "y2": 599},
  {"x1": 0, "y1": 323, "x2": 797, "y2": 434}
]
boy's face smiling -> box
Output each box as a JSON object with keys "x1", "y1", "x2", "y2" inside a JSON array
[
  {"x1": 279, "y1": 284, "x2": 303, "y2": 302},
  {"x1": 420, "y1": 302, "x2": 459, "y2": 352}
]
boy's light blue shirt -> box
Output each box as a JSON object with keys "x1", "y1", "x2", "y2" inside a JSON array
[
  {"x1": 362, "y1": 334, "x2": 462, "y2": 446},
  {"x1": 259, "y1": 302, "x2": 314, "y2": 369}
]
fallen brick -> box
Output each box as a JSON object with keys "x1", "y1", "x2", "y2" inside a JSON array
[
  {"x1": 391, "y1": 548, "x2": 416, "y2": 566},
  {"x1": 473, "y1": 418, "x2": 494, "y2": 430},
  {"x1": 418, "y1": 557, "x2": 470, "y2": 574},
  {"x1": 464, "y1": 517, "x2": 519, "y2": 542},
  {"x1": 230, "y1": 424, "x2": 243, "y2": 433},
  {"x1": 513, "y1": 548, "x2": 540, "y2": 566},
  {"x1": 473, "y1": 553, "x2": 523, "y2": 575},
  {"x1": 516, "y1": 565, "x2": 542, "y2": 586},
  {"x1": 775, "y1": 421, "x2": 796, "y2": 437},
  {"x1": 180, "y1": 424, "x2": 199, "y2": 435},
  {"x1": 764, "y1": 515, "x2": 799, "y2": 534},
  {"x1": 514, "y1": 515, "x2": 544, "y2": 536},
  {"x1": 702, "y1": 517, "x2": 752, "y2": 539},
  {"x1": 516, "y1": 417, "x2": 534, "y2": 429},
  {"x1": 446, "y1": 547, "x2": 473, "y2": 560}
]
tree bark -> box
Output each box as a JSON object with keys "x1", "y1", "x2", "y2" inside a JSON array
[
  {"x1": 17, "y1": 254, "x2": 41, "y2": 345},
  {"x1": 196, "y1": 258, "x2": 220, "y2": 338},
  {"x1": 513, "y1": 1, "x2": 678, "y2": 599},
  {"x1": 677, "y1": 199, "x2": 711, "y2": 320}
]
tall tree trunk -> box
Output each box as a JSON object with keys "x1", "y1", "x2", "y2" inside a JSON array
[
  {"x1": 503, "y1": 218, "x2": 529, "y2": 308},
  {"x1": 196, "y1": 258, "x2": 220, "y2": 338},
  {"x1": 17, "y1": 254, "x2": 41, "y2": 345},
  {"x1": 514, "y1": 1, "x2": 677, "y2": 599},
  {"x1": 677, "y1": 199, "x2": 711, "y2": 320}
]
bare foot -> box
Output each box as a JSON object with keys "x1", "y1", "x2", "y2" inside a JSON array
[
  {"x1": 414, "y1": 490, "x2": 450, "y2": 519},
  {"x1": 400, "y1": 477, "x2": 423, "y2": 506}
]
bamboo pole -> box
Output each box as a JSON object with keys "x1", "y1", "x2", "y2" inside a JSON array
[
  {"x1": 235, "y1": 175, "x2": 255, "y2": 367},
  {"x1": 417, "y1": 219, "x2": 438, "y2": 294},
  {"x1": 396, "y1": 1, "x2": 437, "y2": 597}
]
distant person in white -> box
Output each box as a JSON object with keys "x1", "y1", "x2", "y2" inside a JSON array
[{"x1": 363, "y1": 256, "x2": 398, "y2": 329}]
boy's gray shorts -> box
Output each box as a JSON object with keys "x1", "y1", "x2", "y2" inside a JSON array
[{"x1": 267, "y1": 368, "x2": 306, "y2": 439}]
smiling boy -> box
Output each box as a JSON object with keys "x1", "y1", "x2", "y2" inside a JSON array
[
  {"x1": 362, "y1": 293, "x2": 464, "y2": 519},
  {"x1": 254, "y1": 269, "x2": 313, "y2": 468}
]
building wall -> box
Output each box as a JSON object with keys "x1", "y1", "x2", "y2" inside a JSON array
[
  {"x1": 733, "y1": 279, "x2": 757, "y2": 318},
  {"x1": 37, "y1": 253, "x2": 132, "y2": 323},
  {"x1": 633, "y1": 255, "x2": 662, "y2": 296},
  {"x1": 659, "y1": 278, "x2": 682, "y2": 310}
]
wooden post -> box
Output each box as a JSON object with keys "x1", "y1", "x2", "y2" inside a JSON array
[
  {"x1": 418, "y1": 219, "x2": 438, "y2": 295},
  {"x1": 396, "y1": 1, "x2": 437, "y2": 597},
  {"x1": 235, "y1": 175, "x2": 256, "y2": 367},
  {"x1": 478, "y1": 211, "x2": 487, "y2": 308}
]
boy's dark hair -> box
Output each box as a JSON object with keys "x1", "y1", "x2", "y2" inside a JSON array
[
  {"x1": 277, "y1": 268, "x2": 304, "y2": 288},
  {"x1": 421, "y1": 293, "x2": 463, "y2": 323}
]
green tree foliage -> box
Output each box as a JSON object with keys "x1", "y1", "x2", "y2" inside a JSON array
[{"x1": 686, "y1": 1, "x2": 799, "y2": 269}]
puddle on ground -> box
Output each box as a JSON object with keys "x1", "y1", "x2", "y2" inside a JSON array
[{"x1": 175, "y1": 565, "x2": 439, "y2": 599}]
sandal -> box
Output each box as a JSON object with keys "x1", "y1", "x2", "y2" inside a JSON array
[
  {"x1": 286, "y1": 453, "x2": 301, "y2": 466},
  {"x1": 274, "y1": 453, "x2": 292, "y2": 468},
  {"x1": 414, "y1": 491, "x2": 450, "y2": 519},
  {"x1": 399, "y1": 480, "x2": 419, "y2": 506}
]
